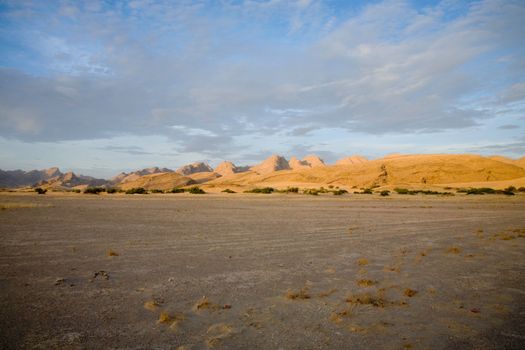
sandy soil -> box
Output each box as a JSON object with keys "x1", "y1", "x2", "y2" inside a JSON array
[{"x1": 1, "y1": 193, "x2": 524, "y2": 349}]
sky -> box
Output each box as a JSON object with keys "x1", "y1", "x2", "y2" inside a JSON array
[{"x1": 0, "y1": 0, "x2": 524, "y2": 178}]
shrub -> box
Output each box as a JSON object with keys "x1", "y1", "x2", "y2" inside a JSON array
[
  {"x1": 328, "y1": 185, "x2": 334, "y2": 189},
  {"x1": 502, "y1": 189, "x2": 515, "y2": 196},
  {"x1": 303, "y1": 188, "x2": 319, "y2": 195},
  {"x1": 394, "y1": 188, "x2": 410, "y2": 195},
  {"x1": 126, "y1": 187, "x2": 147, "y2": 194},
  {"x1": 380, "y1": 190, "x2": 390, "y2": 196},
  {"x1": 34, "y1": 187, "x2": 47, "y2": 195},
  {"x1": 188, "y1": 186, "x2": 205, "y2": 194},
  {"x1": 106, "y1": 188, "x2": 117, "y2": 194},
  {"x1": 466, "y1": 188, "x2": 495, "y2": 195},
  {"x1": 84, "y1": 187, "x2": 105, "y2": 194},
  {"x1": 71, "y1": 189, "x2": 81, "y2": 193},
  {"x1": 362, "y1": 188, "x2": 373, "y2": 194},
  {"x1": 333, "y1": 189, "x2": 348, "y2": 195},
  {"x1": 170, "y1": 188, "x2": 185, "y2": 193},
  {"x1": 245, "y1": 187, "x2": 274, "y2": 194},
  {"x1": 281, "y1": 187, "x2": 299, "y2": 193},
  {"x1": 517, "y1": 187, "x2": 525, "y2": 192},
  {"x1": 504, "y1": 186, "x2": 516, "y2": 193},
  {"x1": 222, "y1": 189, "x2": 236, "y2": 193},
  {"x1": 150, "y1": 189, "x2": 164, "y2": 193}
]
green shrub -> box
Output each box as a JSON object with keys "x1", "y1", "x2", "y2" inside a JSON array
[
  {"x1": 150, "y1": 189, "x2": 164, "y2": 193},
  {"x1": 34, "y1": 187, "x2": 47, "y2": 195},
  {"x1": 362, "y1": 188, "x2": 373, "y2": 194},
  {"x1": 170, "y1": 188, "x2": 185, "y2": 193},
  {"x1": 84, "y1": 187, "x2": 105, "y2": 194},
  {"x1": 380, "y1": 190, "x2": 390, "y2": 196},
  {"x1": 106, "y1": 188, "x2": 117, "y2": 194},
  {"x1": 332, "y1": 189, "x2": 348, "y2": 195},
  {"x1": 245, "y1": 187, "x2": 274, "y2": 194},
  {"x1": 504, "y1": 186, "x2": 516, "y2": 193},
  {"x1": 394, "y1": 188, "x2": 410, "y2": 194},
  {"x1": 517, "y1": 187, "x2": 525, "y2": 192},
  {"x1": 222, "y1": 189, "x2": 236, "y2": 193},
  {"x1": 188, "y1": 186, "x2": 206, "y2": 194},
  {"x1": 71, "y1": 189, "x2": 81, "y2": 193},
  {"x1": 126, "y1": 187, "x2": 147, "y2": 194},
  {"x1": 502, "y1": 189, "x2": 515, "y2": 196},
  {"x1": 328, "y1": 185, "x2": 334, "y2": 189}
]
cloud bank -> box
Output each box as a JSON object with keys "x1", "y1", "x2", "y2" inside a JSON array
[{"x1": 0, "y1": 0, "x2": 524, "y2": 173}]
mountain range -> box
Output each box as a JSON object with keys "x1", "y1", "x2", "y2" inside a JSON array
[{"x1": 1, "y1": 153, "x2": 525, "y2": 191}]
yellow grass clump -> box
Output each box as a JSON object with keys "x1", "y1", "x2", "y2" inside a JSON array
[{"x1": 286, "y1": 287, "x2": 311, "y2": 300}]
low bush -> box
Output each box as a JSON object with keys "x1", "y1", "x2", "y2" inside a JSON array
[
  {"x1": 71, "y1": 189, "x2": 81, "y2": 193},
  {"x1": 362, "y1": 188, "x2": 373, "y2": 194},
  {"x1": 281, "y1": 187, "x2": 299, "y2": 193},
  {"x1": 188, "y1": 186, "x2": 206, "y2": 194},
  {"x1": 245, "y1": 187, "x2": 274, "y2": 194},
  {"x1": 395, "y1": 188, "x2": 452, "y2": 196},
  {"x1": 170, "y1": 188, "x2": 185, "y2": 193},
  {"x1": 222, "y1": 189, "x2": 236, "y2": 193},
  {"x1": 106, "y1": 188, "x2": 117, "y2": 194},
  {"x1": 126, "y1": 187, "x2": 147, "y2": 194},
  {"x1": 84, "y1": 187, "x2": 105, "y2": 194},
  {"x1": 380, "y1": 190, "x2": 390, "y2": 196},
  {"x1": 34, "y1": 187, "x2": 47, "y2": 194},
  {"x1": 303, "y1": 188, "x2": 319, "y2": 195},
  {"x1": 518, "y1": 187, "x2": 525, "y2": 192},
  {"x1": 333, "y1": 189, "x2": 348, "y2": 195},
  {"x1": 467, "y1": 187, "x2": 495, "y2": 195},
  {"x1": 150, "y1": 189, "x2": 164, "y2": 193}
]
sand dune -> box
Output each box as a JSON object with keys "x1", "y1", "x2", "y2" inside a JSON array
[
  {"x1": 206, "y1": 154, "x2": 525, "y2": 189},
  {"x1": 118, "y1": 172, "x2": 195, "y2": 190}
]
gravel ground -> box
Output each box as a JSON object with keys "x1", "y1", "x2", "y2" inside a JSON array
[{"x1": 1, "y1": 193, "x2": 524, "y2": 349}]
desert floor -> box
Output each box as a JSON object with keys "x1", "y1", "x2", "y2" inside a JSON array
[{"x1": 1, "y1": 193, "x2": 524, "y2": 349}]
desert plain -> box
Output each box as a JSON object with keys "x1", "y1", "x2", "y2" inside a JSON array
[{"x1": 0, "y1": 192, "x2": 524, "y2": 349}]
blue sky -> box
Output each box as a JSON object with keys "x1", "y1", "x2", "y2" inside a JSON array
[{"x1": 0, "y1": 0, "x2": 524, "y2": 178}]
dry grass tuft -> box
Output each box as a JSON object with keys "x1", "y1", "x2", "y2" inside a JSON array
[
  {"x1": 318, "y1": 288, "x2": 338, "y2": 298},
  {"x1": 330, "y1": 308, "x2": 352, "y2": 324},
  {"x1": 357, "y1": 258, "x2": 369, "y2": 266},
  {"x1": 107, "y1": 249, "x2": 119, "y2": 257},
  {"x1": 491, "y1": 228, "x2": 525, "y2": 240},
  {"x1": 446, "y1": 246, "x2": 461, "y2": 254},
  {"x1": 357, "y1": 279, "x2": 377, "y2": 287},
  {"x1": 404, "y1": 288, "x2": 418, "y2": 297},
  {"x1": 158, "y1": 311, "x2": 173, "y2": 324},
  {"x1": 193, "y1": 296, "x2": 220, "y2": 312},
  {"x1": 158, "y1": 311, "x2": 185, "y2": 331},
  {"x1": 348, "y1": 324, "x2": 367, "y2": 333},
  {"x1": 0, "y1": 202, "x2": 52, "y2": 210},
  {"x1": 206, "y1": 323, "x2": 233, "y2": 348},
  {"x1": 144, "y1": 301, "x2": 159, "y2": 311},
  {"x1": 286, "y1": 287, "x2": 311, "y2": 300},
  {"x1": 384, "y1": 265, "x2": 400, "y2": 273},
  {"x1": 346, "y1": 293, "x2": 387, "y2": 308}
]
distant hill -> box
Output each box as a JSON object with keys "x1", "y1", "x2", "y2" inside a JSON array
[
  {"x1": 206, "y1": 154, "x2": 525, "y2": 189},
  {"x1": 111, "y1": 167, "x2": 173, "y2": 184},
  {"x1": 335, "y1": 155, "x2": 368, "y2": 165},
  {"x1": 118, "y1": 172, "x2": 195, "y2": 190},
  {"x1": 2, "y1": 153, "x2": 525, "y2": 191},
  {"x1": 250, "y1": 155, "x2": 290, "y2": 174},
  {"x1": 38, "y1": 171, "x2": 107, "y2": 190},
  {"x1": 0, "y1": 167, "x2": 62, "y2": 188},
  {"x1": 176, "y1": 162, "x2": 213, "y2": 175}
]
